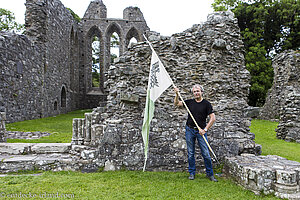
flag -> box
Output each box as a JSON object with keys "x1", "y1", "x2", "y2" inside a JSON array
[{"x1": 142, "y1": 50, "x2": 173, "y2": 171}]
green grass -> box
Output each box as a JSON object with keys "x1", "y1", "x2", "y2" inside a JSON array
[
  {"x1": 0, "y1": 171, "x2": 278, "y2": 200},
  {"x1": 251, "y1": 119, "x2": 300, "y2": 162},
  {"x1": 2, "y1": 113, "x2": 298, "y2": 199},
  {"x1": 6, "y1": 110, "x2": 92, "y2": 143}
]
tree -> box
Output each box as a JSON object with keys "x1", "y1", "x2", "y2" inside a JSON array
[
  {"x1": 0, "y1": 8, "x2": 24, "y2": 32},
  {"x1": 92, "y1": 36, "x2": 100, "y2": 87},
  {"x1": 110, "y1": 33, "x2": 120, "y2": 48},
  {"x1": 212, "y1": 0, "x2": 300, "y2": 106}
]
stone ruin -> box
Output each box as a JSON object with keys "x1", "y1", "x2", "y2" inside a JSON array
[
  {"x1": 0, "y1": 112, "x2": 5, "y2": 143},
  {"x1": 224, "y1": 154, "x2": 300, "y2": 199},
  {"x1": 1, "y1": 0, "x2": 300, "y2": 199},
  {"x1": 71, "y1": 11, "x2": 261, "y2": 171},
  {"x1": 0, "y1": 0, "x2": 149, "y2": 123},
  {"x1": 260, "y1": 50, "x2": 300, "y2": 143}
]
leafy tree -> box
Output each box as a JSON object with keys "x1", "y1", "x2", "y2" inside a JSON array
[
  {"x1": 111, "y1": 33, "x2": 120, "y2": 48},
  {"x1": 92, "y1": 36, "x2": 100, "y2": 87},
  {"x1": 111, "y1": 53, "x2": 117, "y2": 63},
  {"x1": 212, "y1": 0, "x2": 300, "y2": 106},
  {"x1": 0, "y1": 8, "x2": 24, "y2": 32},
  {"x1": 91, "y1": 34, "x2": 120, "y2": 87}
]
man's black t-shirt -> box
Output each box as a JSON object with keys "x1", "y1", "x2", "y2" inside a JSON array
[{"x1": 184, "y1": 99, "x2": 214, "y2": 129}]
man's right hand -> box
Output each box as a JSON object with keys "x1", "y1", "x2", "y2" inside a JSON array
[
  {"x1": 174, "y1": 87, "x2": 183, "y2": 106},
  {"x1": 174, "y1": 87, "x2": 179, "y2": 94}
]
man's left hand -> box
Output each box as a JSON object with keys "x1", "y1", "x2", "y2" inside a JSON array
[{"x1": 199, "y1": 129, "x2": 206, "y2": 136}]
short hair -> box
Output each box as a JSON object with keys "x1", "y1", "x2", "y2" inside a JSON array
[{"x1": 191, "y1": 84, "x2": 204, "y2": 93}]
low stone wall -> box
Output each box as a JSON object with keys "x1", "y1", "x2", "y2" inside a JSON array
[
  {"x1": 0, "y1": 143, "x2": 76, "y2": 173},
  {"x1": 0, "y1": 112, "x2": 6, "y2": 142},
  {"x1": 0, "y1": 143, "x2": 103, "y2": 173},
  {"x1": 6, "y1": 131, "x2": 51, "y2": 140},
  {"x1": 224, "y1": 154, "x2": 300, "y2": 199}
]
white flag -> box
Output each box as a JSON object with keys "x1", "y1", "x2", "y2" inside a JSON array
[{"x1": 142, "y1": 50, "x2": 172, "y2": 171}]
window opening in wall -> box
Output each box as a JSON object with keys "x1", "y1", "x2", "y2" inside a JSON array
[
  {"x1": 110, "y1": 32, "x2": 120, "y2": 64},
  {"x1": 54, "y1": 101, "x2": 58, "y2": 110},
  {"x1": 128, "y1": 37, "x2": 137, "y2": 48},
  {"x1": 92, "y1": 36, "x2": 100, "y2": 87},
  {"x1": 61, "y1": 87, "x2": 66, "y2": 108}
]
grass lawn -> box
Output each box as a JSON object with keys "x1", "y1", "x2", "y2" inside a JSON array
[
  {"x1": 2, "y1": 112, "x2": 299, "y2": 199},
  {"x1": 0, "y1": 171, "x2": 279, "y2": 199},
  {"x1": 251, "y1": 119, "x2": 300, "y2": 163},
  {"x1": 5, "y1": 110, "x2": 91, "y2": 143}
]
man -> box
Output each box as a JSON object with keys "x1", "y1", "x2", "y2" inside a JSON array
[{"x1": 174, "y1": 84, "x2": 218, "y2": 182}]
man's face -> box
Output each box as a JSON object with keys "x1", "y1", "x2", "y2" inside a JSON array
[{"x1": 192, "y1": 86, "x2": 202, "y2": 99}]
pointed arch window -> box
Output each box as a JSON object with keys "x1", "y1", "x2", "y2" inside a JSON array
[{"x1": 61, "y1": 86, "x2": 66, "y2": 107}]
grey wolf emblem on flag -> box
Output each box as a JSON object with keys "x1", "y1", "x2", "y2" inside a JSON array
[{"x1": 150, "y1": 61, "x2": 160, "y2": 89}]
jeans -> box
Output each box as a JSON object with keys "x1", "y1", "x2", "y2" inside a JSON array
[{"x1": 185, "y1": 126, "x2": 214, "y2": 176}]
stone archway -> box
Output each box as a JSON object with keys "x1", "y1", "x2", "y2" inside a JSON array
[
  {"x1": 86, "y1": 26, "x2": 104, "y2": 92},
  {"x1": 125, "y1": 27, "x2": 141, "y2": 50},
  {"x1": 80, "y1": 1, "x2": 149, "y2": 108},
  {"x1": 105, "y1": 22, "x2": 123, "y2": 69}
]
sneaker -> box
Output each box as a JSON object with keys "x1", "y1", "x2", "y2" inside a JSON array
[
  {"x1": 207, "y1": 175, "x2": 218, "y2": 182},
  {"x1": 188, "y1": 174, "x2": 195, "y2": 180}
]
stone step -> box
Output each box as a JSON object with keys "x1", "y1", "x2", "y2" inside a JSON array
[
  {"x1": 0, "y1": 143, "x2": 71, "y2": 155},
  {"x1": 0, "y1": 153, "x2": 77, "y2": 173}
]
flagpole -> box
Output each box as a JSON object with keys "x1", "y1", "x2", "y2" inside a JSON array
[{"x1": 143, "y1": 34, "x2": 219, "y2": 164}]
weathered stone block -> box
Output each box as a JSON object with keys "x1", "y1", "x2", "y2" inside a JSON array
[
  {"x1": 31, "y1": 143, "x2": 71, "y2": 154},
  {"x1": 224, "y1": 154, "x2": 300, "y2": 199},
  {"x1": 120, "y1": 92, "x2": 139, "y2": 103}
]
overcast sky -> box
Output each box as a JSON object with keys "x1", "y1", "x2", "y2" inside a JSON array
[{"x1": 1, "y1": 0, "x2": 214, "y2": 36}]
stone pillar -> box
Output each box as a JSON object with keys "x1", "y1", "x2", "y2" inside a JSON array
[
  {"x1": 84, "y1": 113, "x2": 92, "y2": 145},
  {"x1": 0, "y1": 112, "x2": 6, "y2": 142},
  {"x1": 71, "y1": 110, "x2": 103, "y2": 146},
  {"x1": 78, "y1": 118, "x2": 85, "y2": 145},
  {"x1": 91, "y1": 124, "x2": 104, "y2": 146},
  {"x1": 71, "y1": 118, "x2": 79, "y2": 145}
]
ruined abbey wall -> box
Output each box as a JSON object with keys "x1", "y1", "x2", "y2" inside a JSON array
[
  {"x1": 0, "y1": 32, "x2": 44, "y2": 122},
  {"x1": 259, "y1": 50, "x2": 299, "y2": 120},
  {"x1": 80, "y1": 1, "x2": 149, "y2": 107},
  {"x1": 259, "y1": 50, "x2": 300, "y2": 143},
  {"x1": 0, "y1": 0, "x2": 150, "y2": 123},
  {"x1": 0, "y1": 112, "x2": 5, "y2": 142},
  {"x1": 0, "y1": 0, "x2": 80, "y2": 123},
  {"x1": 72, "y1": 11, "x2": 261, "y2": 171},
  {"x1": 275, "y1": 51, "x2": 300, "y2": 142}
]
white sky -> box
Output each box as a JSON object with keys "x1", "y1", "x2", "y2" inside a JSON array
[{"x1": 1, "y1": 0, "x2": 214, "y2": 36}]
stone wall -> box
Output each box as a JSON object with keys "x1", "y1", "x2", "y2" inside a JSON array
[
  {"x1": 259, "y1": 50, "x2": 300, "y2": 143},
  {"x1": 0, "y1": 0, "x2": 81, "y2": 123},
  {"x1": 72, "y1": 11, "x2": 261, "y2": 171},
  {"x1": 0, "y1": 0, "x2": 150, "y2": 123},
  {"x1": 259, "y1": 50, "x2": 299, "y2": 120},
  {"x1": 224, "y1": 154, "x2": 300, "y2": 199},
  {"x1": 0, "y1": 32, "x2": 44, "y2": 122},
  {"x1": 79, "y1": 0, "x2": 149, "y2": 107},
  {"x1": 276, "y1": 51, "x2": 300, "y2": 143},
  {"x1": 0, "y1": 112, "x2": 6, "y2": 142}
]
